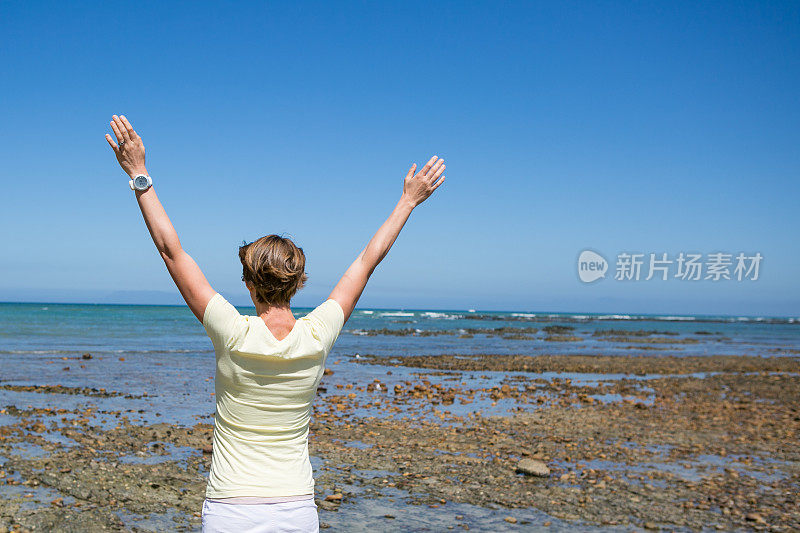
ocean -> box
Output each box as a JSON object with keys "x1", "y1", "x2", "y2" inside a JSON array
[{"x1": 2, "y1": 301, "x2": 799, "y2": 360}]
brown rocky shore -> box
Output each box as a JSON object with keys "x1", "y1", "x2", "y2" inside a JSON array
[
  {"x1": 0, "y1": 354, "x2": 798, "y2": 531},
  {"x1": 357, "y1": 353, "x2": 800, "y2": 374}
]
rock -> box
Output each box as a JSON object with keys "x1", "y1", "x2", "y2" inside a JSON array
[
  {"x1": 516, "y1": 459, "x2": 550, "y2": 477},
  {"x1": 745, "y1": 513, "x2": 766, "y2": 524},
  {"x1": 202, "y1": 445, "x2": 213, "y2": 454},
  {"x1": 504, "y1": 516, "x2": 517, "y2": 524},
  {"x1": 317, "y1": 500, "x2": 339, "y2": 511},
  {"x1": 325, "y1": 493, "x2": 343, "y2": 502},
  {"x1": 82, "y1": 353, "x2": 92, "y2": 359}
]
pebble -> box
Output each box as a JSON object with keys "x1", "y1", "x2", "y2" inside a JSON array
[
  {"x1": 516, "y1": 458, "x2": 550, "y2": 477},
  {"x1": 745, "y1": 513, "x2": 766, "y2": 524}
]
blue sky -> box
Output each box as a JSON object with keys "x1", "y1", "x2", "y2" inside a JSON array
[{"x1": 1, "y1": 1, "x2": 798, "y2": 315}]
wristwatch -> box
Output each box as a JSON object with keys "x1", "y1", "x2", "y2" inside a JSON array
[{"x1": 129, "y1": 174, "x2": 153, "y2": 191}]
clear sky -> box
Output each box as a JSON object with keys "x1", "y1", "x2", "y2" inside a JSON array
[{"x1": 1, "y1": 1, "x2": 798, "y2": 315}]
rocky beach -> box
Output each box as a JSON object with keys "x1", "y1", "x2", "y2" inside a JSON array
[{"x1": 1, "y1": 304, "x2": 799, "y2": 531}]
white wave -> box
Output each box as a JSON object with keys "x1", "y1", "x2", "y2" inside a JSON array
[
  {"x1": 360, "y1": 310, "x2": 374, "y2": 315},
  {"x1": 511, "y1": 313, "x2": 537, "y2": 318},
  {"x1": 379, "y1": 312, "x2": 415, "y2": 317},
  {"x1": 421, "y1": 312, "x2": 461, "y2": 320},
  {"x1": 655, "y1": 316, "x2": 695, "y2": 321},
  {"x1": 596, "y1": 315, "x2": 633, "y2": 320}
]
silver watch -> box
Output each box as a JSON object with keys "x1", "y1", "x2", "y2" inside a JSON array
[{"x1": 129, "y1": 174, "x2": 152, "y2": 191}]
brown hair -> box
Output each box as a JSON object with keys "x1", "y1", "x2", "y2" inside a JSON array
[{"x1": 239, "y1": 235, "x2": 308, "y2": 306}]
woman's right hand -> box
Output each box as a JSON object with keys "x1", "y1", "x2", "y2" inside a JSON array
[
  {"x1": 402, "y1": 155, "x2": 446, "y2": 207},
  {"x1": 105, "y1": 115, "x2": 148, "y2": 177}
]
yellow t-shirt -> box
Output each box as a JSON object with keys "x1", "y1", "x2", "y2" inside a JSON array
[{"x1": 202, "y1": 293, "x2": 345, "y2": 498}]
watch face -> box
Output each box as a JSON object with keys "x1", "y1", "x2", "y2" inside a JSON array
[{"x1": 134, "y1": 176, "x2": 149, "y2": 189}]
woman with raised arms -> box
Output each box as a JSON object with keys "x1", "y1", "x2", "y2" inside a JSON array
[{"x1": 104, "y1": 115, "x2": 446, "y2": 533}]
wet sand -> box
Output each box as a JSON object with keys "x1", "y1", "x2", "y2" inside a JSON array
[{"x1": 0, "y1": 354, "x2": 798, "y2": 531}]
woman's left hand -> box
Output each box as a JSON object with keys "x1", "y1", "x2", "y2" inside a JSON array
[
  {"x1": 105, "y1": 115, "x2": 147, "y2": 177},
  {"x1": 401, "y1": 155, "x2": 446, "y2": 208}
]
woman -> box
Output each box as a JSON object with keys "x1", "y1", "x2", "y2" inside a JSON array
[{"x1": 104, "y1": 115, "x2": 446, "y2": 532}]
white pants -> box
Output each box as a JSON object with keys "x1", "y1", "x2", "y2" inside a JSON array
[{"x1": 201, "y1": 498, "x2": 319, "y2": 533}]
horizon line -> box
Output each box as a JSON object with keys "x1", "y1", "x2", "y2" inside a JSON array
[{"x1": 1, "y1": 299, "x2": 797, "y2": 320}]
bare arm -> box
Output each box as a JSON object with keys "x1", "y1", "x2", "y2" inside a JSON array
[
  {"x1": 105, "y1": 115, "x2": 215, "y2": 322},
  {"x1": 329, "y1": 156, "x2": 446, "y2": 322}
]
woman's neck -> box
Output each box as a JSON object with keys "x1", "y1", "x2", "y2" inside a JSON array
[{"x1": 254, "y1": 301, "x2": 296, "y2": 340}]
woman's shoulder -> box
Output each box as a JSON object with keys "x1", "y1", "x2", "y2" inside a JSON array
[
  {"x1": 302, "y1": 299, "x2": 344, "y2": 323},
  {"x1": 203, "y1": 293, "x2": 248, "y2": 347},
  {"x1": 298, "y1": 299, "x2": 345, "y2": 349}
]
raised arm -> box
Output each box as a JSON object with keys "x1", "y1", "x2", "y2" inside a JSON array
[
  {"x1": 105, "y1": 115, "x2": 215, "y2": 322},
  {"x1": 329, "y1": 156, "x2": 446, "y2": 322}
]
